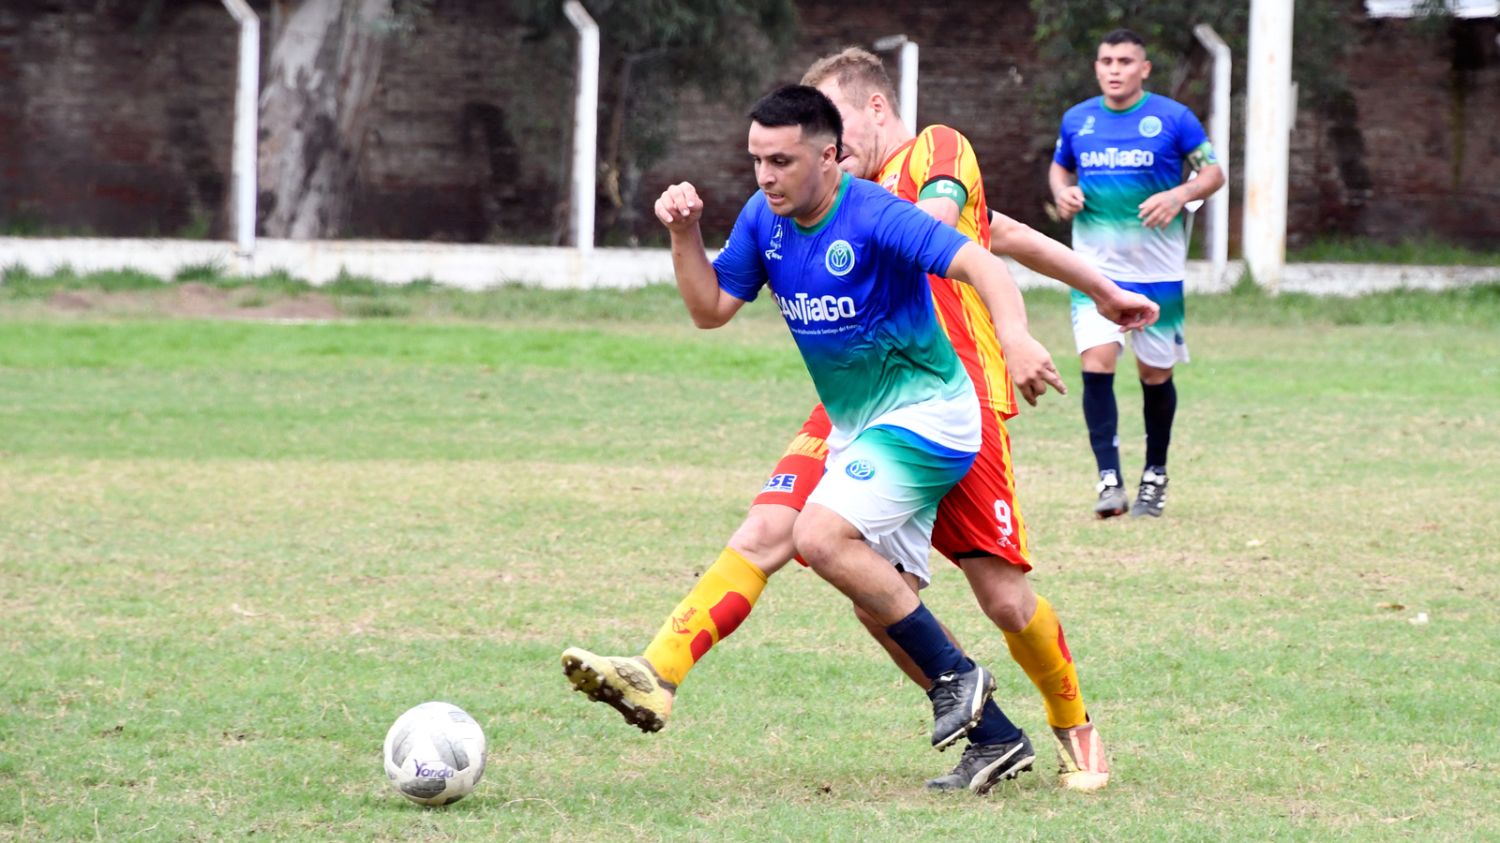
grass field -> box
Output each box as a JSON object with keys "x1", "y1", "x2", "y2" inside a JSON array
[{"x1": 2, "y1": 274, "x2": 1498, "y2": 841}]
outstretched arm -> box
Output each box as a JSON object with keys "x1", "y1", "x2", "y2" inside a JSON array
[
  {"x1": 654, "y1": 182, "x2": 744, "y2": 329},
  {"x1": 988, "y1": 211, "x2": 1158, "y2": 331},
  {"x1": 944, "y1": 242, "x2": 1066, "y2": 406}
]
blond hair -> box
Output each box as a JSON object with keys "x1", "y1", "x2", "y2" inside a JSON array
[{"x1": 800, "y1": 47, "x2": 898, "y2": 110}]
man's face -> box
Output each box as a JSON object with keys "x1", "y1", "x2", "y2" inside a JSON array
[
  {"x1": 747, "y1": 121, "x2": 836, "y2": 219},
  {"x1": 815, "y1": 80, "x2": 880, "y2": 180},
  {"x1": 1094, "y1": 42, "x2": 1150, "y2": 104}
]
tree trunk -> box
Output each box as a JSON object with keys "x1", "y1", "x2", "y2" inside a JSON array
[{"x1": 258, "y1": 0, "x2": 392, "y2": 239}]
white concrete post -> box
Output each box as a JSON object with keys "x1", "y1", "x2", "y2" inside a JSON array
[
  {"x1": 1243, "y1": 0, "x2": 1294, "y2": 292},
  {"x1": 221, "y1": 0, "x2": 259, "y2": 275},
  {"x1": 563, "y1": 0, "x2": 598, "y2": 255},
  {"x1": 1193, "y1": 25, "x2": 1231, "y2": 288},
  {"x1": 874, "y1": 35, "x2": 919, "y2": 136}
]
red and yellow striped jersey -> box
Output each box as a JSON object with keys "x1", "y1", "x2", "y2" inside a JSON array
[{"x1": 876, "y1": 125, "x2": 1016, "y2": 419}]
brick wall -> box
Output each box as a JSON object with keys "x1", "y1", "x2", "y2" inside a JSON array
[{"x1": 0, "y1": 1, "x2": 1495, "y2": 249}]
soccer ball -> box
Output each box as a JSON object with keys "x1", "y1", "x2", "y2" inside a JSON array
[{"x1": 382, "y1": 701, "x2": 487, "y2": 806}]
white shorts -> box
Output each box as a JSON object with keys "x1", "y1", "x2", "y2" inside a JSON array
[
  {"x1": 1071, "y1": 281, "x2": 1189, "y2": 369},
  {"x1": 807, "y1": 408, "x2": 978, "y2": 587}
]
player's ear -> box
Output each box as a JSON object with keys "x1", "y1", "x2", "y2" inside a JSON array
[{"x1": 1141, "y1": 59, "x2": 1152, "y2": 80}]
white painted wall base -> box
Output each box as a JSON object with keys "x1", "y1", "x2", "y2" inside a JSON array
[{"x1": 2, "y1": 238, "x2": 1495, "y2": 297}]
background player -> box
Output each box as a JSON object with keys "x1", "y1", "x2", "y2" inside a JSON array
[{"x1": 1049, "y1": 28, "x2": 1225, "y2": 518}]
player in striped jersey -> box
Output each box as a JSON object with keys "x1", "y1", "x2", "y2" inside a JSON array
[
  {"x1": 1050, "y1": 29, "x2": 1225, "y2": 518},
  {"x1": 563, "y1": 50, "x2": 1153, "y2": 794}
]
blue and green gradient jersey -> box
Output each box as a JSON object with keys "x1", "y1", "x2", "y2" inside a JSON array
[
  {"x1": 1054, "y1": 92, "x2": 1215, "y2": 282},
  {"x1": 713, "y1": 173, "x2": 973, "y2": 445}
]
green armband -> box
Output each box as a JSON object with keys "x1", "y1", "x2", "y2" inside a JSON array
[
  {"x1": 1187, "y1": 141, "x2": 1218, "y2": 170},
  {"x1": 918, "y1": 176, "x2": 968, "y2": 207}
]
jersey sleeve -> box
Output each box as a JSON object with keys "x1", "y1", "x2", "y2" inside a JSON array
[
  {"x1": 711, "y1": 194, "x2": 768, "y2": 302},
  {"x1": 910, "y1": 126, "x2": 978, "y2": 210},
  {"x1": 1052, "y1": 111, "x2": 1077, "y2": 170},
  {"x1": 1173, "y1": 106, "x2": 1212, "y2": 162},
  {"x1": 870, "y1": 189, "x2": 969, "y2": 279}
]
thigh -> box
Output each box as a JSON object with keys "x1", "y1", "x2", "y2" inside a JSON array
[
  {"x1": 931, "y1": 410, "x2": 1033, "y2": 572},
  {"x1": 807, "y1": 424, "x2": 974, "y2": 577},
  {"x1": 1118, "y1": 280, "x2": 1189, "y2": 367},
  {"x1": 1070, "y1": 289, "x2": 1127, "y2": 356}
]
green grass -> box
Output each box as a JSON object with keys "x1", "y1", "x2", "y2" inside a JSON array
[
  {"x1": 1288, "y1": 235, "x2": 1500, "y2": 266},
  {"x1": 1, "y1": 280, "x2": 1498, "y2": 841}
]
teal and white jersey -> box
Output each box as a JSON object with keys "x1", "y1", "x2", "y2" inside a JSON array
[
  {"x1": 1054, "y1": 92, "x2": 1216, "y2": 282},
  {"x1": 713, "y1": 174, "x2": 978, "y2": 452}
]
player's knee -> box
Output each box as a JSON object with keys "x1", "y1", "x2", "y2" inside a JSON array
[
  {"x1": 968, "y1": 566, "x2": 1035, "y2": 632},
  {"x1": 982, "y1": 595, "x2": 1032, "y2": 633},
  {"x1": 728, "y1": 508, "x2": 797, "y2": 570},
  {"x1": 790, "y1": 508, "x2": 841, "y2": 569}
]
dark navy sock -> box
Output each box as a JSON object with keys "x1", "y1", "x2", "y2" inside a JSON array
[
  {"x1": 1142, "y1": 377, "x2": 1177, "y2": 471},
  {"x1": 966, "y1": 697, "x2": 1024, "y2": 745},
  {"x1": 885, "y1": 603, "x2": 972, "y2": 681},
  {"x1": 1081, "y1": 371, "x2": 1121, "y2": 477}
]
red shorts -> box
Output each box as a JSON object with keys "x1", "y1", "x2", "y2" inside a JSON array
[{"x1": 753, "y1": 403, "x2": 1032, "y2": 571}]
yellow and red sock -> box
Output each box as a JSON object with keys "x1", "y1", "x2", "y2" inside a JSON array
[
  {"x1": 642, "y1": 547, "x2": 767, "y2": 687},
  {"x1": 1003, "y1": 595, "x2": 1089, "y2": 729}
]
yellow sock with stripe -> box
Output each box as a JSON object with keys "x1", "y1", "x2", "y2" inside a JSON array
[
  {"x1": 642, "y1": 547, "x2": 767, "y2": 687},
  {"x1": 1002, "y1": 595, "x2": 1089, "y2": 729}
]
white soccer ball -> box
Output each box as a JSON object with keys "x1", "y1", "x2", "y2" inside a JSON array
[{"x1": 382, "y1": 701, "x2": 487, "y2": 806}]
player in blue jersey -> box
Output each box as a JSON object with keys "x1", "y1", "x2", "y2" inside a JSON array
[
  {"x1": 1049, "y1": 29, "x2": 1225, "y2": 518},
  {"x1": 655, "y1": 84, "x2": 1066, "y2": 753}
]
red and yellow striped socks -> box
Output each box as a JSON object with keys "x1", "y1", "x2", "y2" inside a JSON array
[
  {"x1": 1002, "y1": 595, "x2": 1089, "y2": 729},
  {"x1": 642, "y1": 547, "x2": 767, "y2": 687}
]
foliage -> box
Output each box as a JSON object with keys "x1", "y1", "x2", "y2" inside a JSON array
[{"x1": 510, "y1": 0, "x2": 798, "y2": 244}]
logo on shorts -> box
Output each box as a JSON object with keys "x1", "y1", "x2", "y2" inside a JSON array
[
  {"x1": 1138, "y1": 115, "x2": 1162, "y2": 138},
  {"x1": 761, "y1": 473, "x2": 797, "y2": 494},
  {"x1": 825, "y1": 239, "x2": 856, "y2": 277},
  {"x1": 845, "y1": 459, "x2": 875, "y2": 480}
]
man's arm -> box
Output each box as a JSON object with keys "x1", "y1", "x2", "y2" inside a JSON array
[
  {"x1": 654, "y1": 182, "x2": 745, "y2": 329},
  {"x1": 1138, "y1": 162, "x2": 1225, "y2": 229},
  {"x1": 988, "y1": 211, "x2": 1158, "y2": 332},
  {"x1": 914, "y1": 196, "x2": 962, "y2": 228},
  {"x1": 1048, "y1": 162, "x2": 1085, "y2": 221},
  {"x1": 944, "y1": 242, "x2": 1066, "y2": 406}
]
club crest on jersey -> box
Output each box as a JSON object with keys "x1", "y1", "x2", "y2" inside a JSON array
[
  {"x1": 1138, "y1": 115, "x2": 1163, "y2": 138},
  {"x1": 764, "y1": 222, "x2": 784, "y2": 261},
  {"x1": 824, "y1": 239, "x2": 856, "y2": 277},
  {"x1": 845, "y1": 459, "x2": 876, "y2": 480}
]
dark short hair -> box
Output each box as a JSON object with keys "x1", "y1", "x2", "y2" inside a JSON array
[
  {"x1": 1100, "y1": 28, "x2": 1147, "y2": 52},
  {"x1": 748, "y1": 84, "x2": 844, "y2": 160}
]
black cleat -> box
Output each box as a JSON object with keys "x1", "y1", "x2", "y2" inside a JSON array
[
  {"x1": 926, "y1": 732, "x2": 1036, "y2": 794},
  {"x1": 927, "y1": 664, "x2": 996, "y2": 751},
  {"x1": 1094, "y1": 471, "x2": 1129, "y2": 518},
  {"x1": 1130, "y1": 468, "x2": 1168, "y2": 517}
]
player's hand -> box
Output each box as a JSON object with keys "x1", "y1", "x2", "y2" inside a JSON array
[
  {"x1": 1095, "y1": 286, "x2": 1159, "y2": 332},
  {"x1": 1053, "y1": 186, "x2": 1086, "y2": 221},
  {"x1": 1002, "y1": 331, "x2": 1067, "y2": 406},
  {"x1": 654, "y1": 182, "x2": 704, "y2": 232},
  {"x1": 1138, "y1": 187, "x2": 1186, "y2": 229}
]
